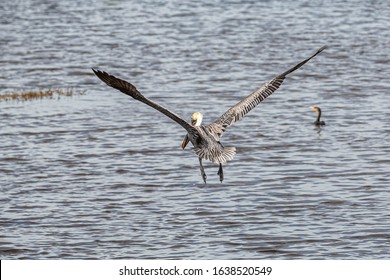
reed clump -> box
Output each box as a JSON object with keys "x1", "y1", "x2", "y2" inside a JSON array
[{"x1": 0, "y1": 89, "x2": 86, "y2": 102}]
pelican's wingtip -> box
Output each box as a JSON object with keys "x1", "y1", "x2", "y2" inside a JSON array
[
  {"x1": 318, "y1": 45, "x2": 328, "y2": 52},
  {"x1": 92, "y1": 68, "x2": 100, "y2": 75}
]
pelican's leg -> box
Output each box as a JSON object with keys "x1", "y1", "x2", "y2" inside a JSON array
[
  {"x1": 217, "y1": 163, "x2": 224, "y2": 183},
  {"x1": 198, "y1": 157, "x2": 207, "y2": 184}
]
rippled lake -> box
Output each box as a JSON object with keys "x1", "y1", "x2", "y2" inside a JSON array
[{"x1": 1, "y1": 0, "x2": 389, "y2": 259}]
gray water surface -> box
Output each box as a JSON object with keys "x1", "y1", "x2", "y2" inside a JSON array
[{"x1": 1, "y1": 0, "x2": 389, "y2": 259}]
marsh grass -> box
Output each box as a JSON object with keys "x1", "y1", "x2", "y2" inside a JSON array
[{"x1": 0, "y1": 89, "x2": 86, "y2": 102}]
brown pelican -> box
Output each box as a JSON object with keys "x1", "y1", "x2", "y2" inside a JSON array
[
  {"x1": 93, "y1": 46, "x2": 326, "y2": 183},
  {"x1": 309, "y1": 106, "x2": 326, "y2": 126}
]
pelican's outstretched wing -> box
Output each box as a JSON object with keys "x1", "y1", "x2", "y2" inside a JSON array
[
  {"x1": 93, "y1": 69, "x2": 196, "y2": 134},
  {"x1": 208, "y1": 46, "x2": 327, "y2": 137}
]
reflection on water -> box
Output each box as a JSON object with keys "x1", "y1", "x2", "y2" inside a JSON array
[{"x1": 1, "y1": 0, "x2": 389, "y2": 259}]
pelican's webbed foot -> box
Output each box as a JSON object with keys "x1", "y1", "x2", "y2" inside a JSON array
[
  {"x1": 217, "y1": 163, "x2": 224, "y2": 183},
  {"x1": 199, "y1": 158, "x2": 207, "y2": 184}
]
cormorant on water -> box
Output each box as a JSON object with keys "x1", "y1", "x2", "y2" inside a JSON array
[{"x1": 309, "y1": 106, "x2": 325, "y2": 126}]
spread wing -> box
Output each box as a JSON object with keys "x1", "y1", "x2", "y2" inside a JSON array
[
  {"x1": 93, "y1": 69, "x2": 197, "y2": 134},
  {"x1": 208, "y1": 46, "x2": 327, "y2": 138}
]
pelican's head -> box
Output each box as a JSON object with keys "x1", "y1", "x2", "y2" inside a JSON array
[
  {"x1": 181, "y1": 112, "x2": 203, "y2": 150},
  {"x1": 191, "y1": 112, "x2": 203, "y2": 126}
]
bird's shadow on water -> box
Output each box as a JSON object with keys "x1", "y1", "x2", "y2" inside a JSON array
[
  {"x1": 192, "y1": 182, "x2": 230, "y2": 189},
  {"x1": 313, "y1": 124, "x2": 324, "y2": 135}
]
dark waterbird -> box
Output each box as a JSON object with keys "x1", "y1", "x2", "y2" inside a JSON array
[
  {"x1": 310, "y1": 106, "x2": 326, "y2": 126},
  {"x1": 93, "y1": 46, "x2": 327, "y2": 183}
]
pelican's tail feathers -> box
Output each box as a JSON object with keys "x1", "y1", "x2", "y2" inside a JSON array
[
  {"x1": 193, "y1": 147, "x2": 236, "y2": 164},
  {"x1": 219, "y1": 147, "x2": 236, "y2": 163}
]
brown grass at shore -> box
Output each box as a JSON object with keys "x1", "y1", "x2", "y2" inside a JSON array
[{"x1": 0, "y1": 89, "x2": 86, "y2": 102}]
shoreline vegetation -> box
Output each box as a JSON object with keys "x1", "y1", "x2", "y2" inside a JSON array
[{"x1": 0, "y1": 89, "x2": 86, "y2": 102}]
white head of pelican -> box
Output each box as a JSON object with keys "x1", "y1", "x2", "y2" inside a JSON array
[
  {"x1": 182, "y1": 112, "x2": 203, "y2": 150},
  {"x1": 191, "y1": 112, "x2": 203, "y2": 126}
]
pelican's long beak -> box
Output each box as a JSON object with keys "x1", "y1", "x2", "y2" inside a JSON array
[{"x1": 181, "y1": 135, "x2": 189, "y2": 150}]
